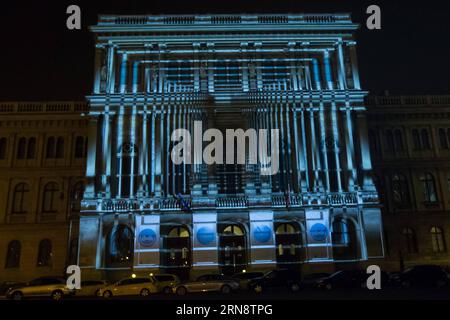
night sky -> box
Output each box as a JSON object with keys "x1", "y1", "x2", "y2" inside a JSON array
[{"x1": 0, "y1": 0, "x2": 449, "y2": 101}]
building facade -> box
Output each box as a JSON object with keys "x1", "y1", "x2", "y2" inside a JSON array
[
  {"x1": 79, "y1": 14, "x2": 383, "y2": 280},
  {"x1": 367, "y1": 94, "x2": 450, "y2": 271},
  {"x1": 0, "y1": 101, "x2": 88, "y2": 282}
]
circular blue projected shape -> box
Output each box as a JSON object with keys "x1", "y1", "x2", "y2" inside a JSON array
[
  {"x1": 310, "y1": 223, "x2": 328, "y2": 242},
  {"x1": 253, "y1": 225, "x2": 272, "y2": 243},
  {"x1": 197, "y1": 227, "x2": 215, "y2": 245},
  {"x1": 138, "y1": 229, "x2": 157, "y2": 247}
]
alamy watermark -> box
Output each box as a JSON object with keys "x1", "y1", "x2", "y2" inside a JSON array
[{"x1": 170, "y1": 121, "x2": 280, "y2": 176}]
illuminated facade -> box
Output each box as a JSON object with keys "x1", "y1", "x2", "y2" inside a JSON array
[{"x1": 79, "y1": 14, "x2": 384, "y2": 280}]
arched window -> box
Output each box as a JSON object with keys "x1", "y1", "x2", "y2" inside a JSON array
[
  {"x1": 56, "y1": 137, "x2": 64, "y2": 158},
  {"x1": 431, "y1": 227, "x2": 446, "y2": 253},
  {"x1": 439, "y1": 129, "x2": 448, "y2": 149},
  {"x1": 46, "y1": 137, "x2": 55, "y2": 158},
  {"x1": 16, "y1": 137, "x2": 26, "y2": 159},
  {"x1": 168, "y1": 226, "x2": 190, "y2": 238},
  {"x1": 394, "y1": 129, "x2": 404, "y2": 152},
  {"x1": 223, "y1": 225, "x2": 244, "y2": 236},
  {"x1": 26, "y1": 137, "x2": 36, "y2": 159},
  {"x1": 421, "y1": 129, "x2": 431, "y2": 150},
  {"x1": 419, "y1": 173, "x2": 438, "y2": 203},
  {"x1": 12, "y1": 183, "x2": 29, "y2": 214},
  {"x1": 391, "y1": 174, "x2": 410, "y2": 206},
  {"x1": 384, "y1": 130, "x2": 395, "y2": 154},
  {"x1": 5, "y1": 240, "x2": 21, "y2": 268},
  {"x1": 70, "y1": 182, "x2": 84, "y2": 211},
  {"x1": 275, "y1": 223, "x2": 297, "y2": 235},
  {"x1": 0, "y1": 137, "x2": 7, "y2": 159},
  {"x1": 332, "y1": 219, "x2": 350, "y2": 246},
  {"x1": 42, "y1": 182, "x2": 59, "y2": 213},
  {"x1": 402, "y1": 228, "x2": 418, "y2": 254},
  {"x1": 37, "y1": 239, "x2": 53, "y2": 267},
  {"x1": 412, "y1": 129, "x2": 421, "y2": 150},
  {"x1": 74, "y1": 136, "x2": 84, "y2": 159},
  {"x1": 106, "y1": 224, "x2": 134, "y2": 266}
]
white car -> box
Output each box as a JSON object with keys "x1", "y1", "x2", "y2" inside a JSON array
[
  {"x1": 6, "y1": 277, "x2": 74, "y2": 300},
  {"x1": 75, "y1": 280, "x2": 109, "y2": 297},
  {"x1": 97, "y1": 277, "x2": 158, "y2": 298}
]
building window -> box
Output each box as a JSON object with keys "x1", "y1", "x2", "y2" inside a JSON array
[
  {"x1": 42, "y1": 182, "x2": 59, "y2": 213},
  {"x1": 56, "y1": 137, "x2": 64, "y2": 158},
  {"x1": 12, "y1": 183, "x2": 29, "y2": 214},
  {"x1": 16, "y1": 137, "x2": 27, "y2": 159},
  {"x1": 419, "y1": 173, "x2": 438, "y2": 203},
  {"x1": 368, "y1": 129, "x2": 381, "y2": 154},
  {"x1": 26, "y1": 137, "x2": 36, "y2": 159},
  {"x1": 37, "y1": 239, "x2": 53, "y2": 267},
  {"x1": 70, "y1": 181, "x2": 84, "y2": 212},
  {"x1": 391, "y1": 173, "x2": 410, "y2": 206},
  {"x1": 0, "y1": 137, "x2": 7, "y2": 159},
  {"x1": 5, "y1": 240, "x2": 21, "y2": 268},
  {"x1": 106, "y1": 224, "x2": 134, "y2": 266},
  {"x1": 421, "y1": 129, "x2": 431, "y2": 150},
  {"x1": 439, "y1": 128, "x2": 449, "y2": 149},
  {"x1": 332, "y1": 219, "x2": 350, "y2": 245},
  {"x1": 394, "y1": 129, "x2": 405, "y2": 152},
  {"x1": 46, "y1": 137, "x2": 56, "y2": 158},
  {"x1": 431, "y1": 227, "x2": 446, "y2": 253},
  {"x1": 74, "y1": 136, "x2": 85, "y2": 158},
  {"x1": 412, "y1": 129, "x2": 421, "y2": 150},
  {"x1": 168, "y1": 226, "x2": 190, "y2": 238},
  {"x1": 384, "y1": 130, "x2": 395, "y2": 154},
  {"x1": 402, "y1": 228, "x2": 418, "y2": 254}
]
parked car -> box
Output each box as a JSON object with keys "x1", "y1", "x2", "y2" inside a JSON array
[
  {"x1": 247, "y1": 269, "x2": 302, "y2": 293},
  {"x1": 301, "y1": 273, "x2": 330, "y2": 288},
  {"x1": 390, "y1": 265, "x2": 448, "y2": 288},
  {"x1": 0, "y1": 281, "x2": 24, "y2": 296},
  {"x1": 231, "y1": 272, "x2": 264, "y2": 290},
  {"x1": 315, "y1": 270, "x2": 367, "y2": 290},
  {"x1": 173, "y1": 274, "x2": 240, "y2": 295},
  {"x1": 74, "y1": 280, "x2": 109, "y2": 297},
  {"x1": 150, "y1": 274, "x2": 180, "y2": 294},
  {"x1": 98, "y1": 277, "x2": 158, "y2": 298},
  {"x1": 6, "y1": 277, "x2": 74, "y2": 300}
]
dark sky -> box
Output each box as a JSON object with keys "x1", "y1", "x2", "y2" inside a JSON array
[{"x1": 0, "y1": 0, "x2": 449, "y2": 101}]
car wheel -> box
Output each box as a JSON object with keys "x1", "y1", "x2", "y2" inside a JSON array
[
  {"x1": 290, "y1": 283, "x2": 300, "y2": 292},
  {"x1": 221, "y1": 285, "x2": 231, "y2": 294},
  {"x1": 94, "y1": 289, "x2": 100, "y2": 297},
  {"x1": 163, "y1": 286, "x2": 172, "y2": 294},
  {"x1": 140, "y1": 288, "x2": 150, "y2": 297},
  {"x1": 103, "y1": 290, "x2": 112, "y2": 298},
  {"x1": 12, "y1": 291, "x2": 23, "y2": 301},
  {"x1": 176, "y1": 287, "x2": 187, "y2": 296},
  {"x1": 51, "y1": 290, "x2": 63, "y2": 301},
  {"x1": 325, "y1": 283, "x2": 333, "y2": 291}
]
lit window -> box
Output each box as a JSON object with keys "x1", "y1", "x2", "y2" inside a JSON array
[
  {"x1": 419, "y1": 173, "x2": 438, "y2": 203},
  {"x1": 431, "y1": 227, "x2": 446, "y2": 253},
  {"x1": 37, "y1": 239, "x2": 53, "y2": 267}
]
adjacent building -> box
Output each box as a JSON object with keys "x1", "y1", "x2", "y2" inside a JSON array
[{"x1": 0, "y1": 101, "x2": 88, "y2": 282}]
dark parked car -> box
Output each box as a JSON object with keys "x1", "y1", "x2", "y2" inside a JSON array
[
  {"x1": 315, "y1": 270, "x2": 367, "y2": 290},
  {"x1": 231, "y1": 272, "x2": 264, "y2": 290},
  {"x1": 301, "y1": 273, "x2": 330, "y2": 288},
  {"x1": 391, "y1": 265, "x2": 448, "y2": 288},
  {"x1": 248, "y1": 269, "x2": 301, "y2": 293}
]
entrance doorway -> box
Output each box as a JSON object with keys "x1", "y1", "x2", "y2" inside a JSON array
[
  {"x1": 163, "y1": 226, "x2": 191, "y2": 280},
  {"x1": 219, "y1": 224, "x2": 247, "y2": 275},
  {"x1": 275, "y1": 223, "x2": 304, "y2": 269}
]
